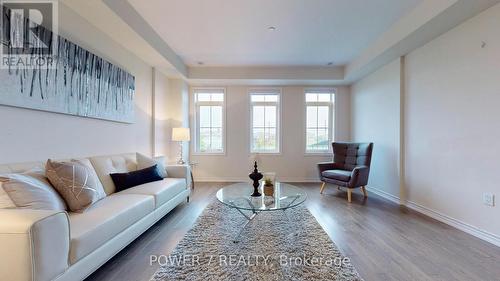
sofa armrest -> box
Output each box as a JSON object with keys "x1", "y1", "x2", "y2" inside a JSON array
[
  {"x1": 0, "y1": 209, "x2": 70, "y2": 281},
  {"x1": 165, "y1": 165, "x2": 192, "y2": 191},
  {"x1": 348, "y1": 166, "x2": 370, "y2": 187}
]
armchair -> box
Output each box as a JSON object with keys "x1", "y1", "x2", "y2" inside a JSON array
[{"x1": 317, "y1": 142, "x2": 373, "y2": 202}]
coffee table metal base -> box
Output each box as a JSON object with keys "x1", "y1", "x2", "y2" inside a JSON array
[{"x1": 233, "y1": 209, "x2": 258, "y2": 243}]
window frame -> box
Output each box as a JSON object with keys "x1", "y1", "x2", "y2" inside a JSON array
[
  {"x1": 192, "y1": 87, "x2": 226, "y2": 155},
  {"x1": 248, "y1": 88, "x2": 282, "y2": 154},
  {"x1": 304, "y1": 88, "x2": 336, "y2": 155}
]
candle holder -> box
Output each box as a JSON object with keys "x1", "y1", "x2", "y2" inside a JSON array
[{"x1": 248, "y1": 161, "x2": 263, "y2": 197}]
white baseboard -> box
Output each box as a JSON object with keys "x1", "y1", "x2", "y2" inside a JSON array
[
  {"x1": 365, "y1": 186, "x2": 402, "y2": 205},
  {"x1": 405, "y1": 200, "x2": 500, "y2": 247},
  {"x1": 366, "y1": 186, "x2": 500, "y2": 248}
]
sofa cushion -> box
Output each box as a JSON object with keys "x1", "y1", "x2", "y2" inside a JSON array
[
  {"x1": 0, "y1": 161, "x2": 46, "y2": 174},
  {"x1": 89, "y1": 154, "x2": 137, "y2": 195},
  {"x1": 136, "y1": 153, "x2": 168, "y2": 178},
  {"x1": 321, "y1": 170, "x2": 352, "y2": 182},
  {"x1": 117, "y1": 178, "x2": 186, "y2": 208},
  {"x1": 68, "y1": 194, "x2": 154, "y2": 264}
]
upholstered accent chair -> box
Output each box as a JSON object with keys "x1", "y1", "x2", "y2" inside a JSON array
[{"x1": 317, "y1": 142, "x2": 373, "y2": 202}]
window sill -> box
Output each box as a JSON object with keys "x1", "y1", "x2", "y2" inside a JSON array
[
  {"x1": 191, "y1": 152, "x2": 226, "y2": 156},
  {"x1": 250, "y1": 151, "x2": 282, "y2": 155},
  {"x1": 304, "y1": 152, "x2": 332, "y2": 157}
]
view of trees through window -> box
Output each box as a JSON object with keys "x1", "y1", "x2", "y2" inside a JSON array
[
  {"x1": 194, "y1": 89, "x2": 333, "y2": 154},
  {"x1": 195, "y1": 91, "x2": 224, "y2": 153},
  {"x1": 250, "y1": 92, "x2": 279, "y2": 153},
  {"x1": 305, "y1": 92, "x2": 334, "y2": 152}
]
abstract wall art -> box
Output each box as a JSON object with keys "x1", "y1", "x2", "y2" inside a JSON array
[{"x1": 0, "y1": 5, "x2": 135, "y2": 123}]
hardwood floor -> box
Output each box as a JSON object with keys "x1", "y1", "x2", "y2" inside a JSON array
[{"x1": 85, "y1": 183, "x2": 500, "y2": 281}]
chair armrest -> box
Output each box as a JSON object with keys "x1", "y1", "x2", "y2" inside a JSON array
[
  {"x1": 0, "y1": 209, "x2": 70, "y2": 281},
  {"x1": 349, "y1": 166, "x2": 370, "y2": 187},
  {"x1": 165, "y1": 165, "x2": 192, "y2": 191},
  {"x1": 317, "y1": 162, "x2": 342, "y2": 178}
]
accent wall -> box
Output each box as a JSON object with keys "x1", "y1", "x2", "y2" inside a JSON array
[{"x1": 0, "y1": 3, "x2": 154, "y2": 163}]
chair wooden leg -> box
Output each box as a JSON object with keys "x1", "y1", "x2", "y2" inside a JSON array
[
  {"x1": 320, "y1": 182, "x2": 326, "y2": 194},
  {"x1": 361, "y1": 186, "x2": 367, "y2": 198},
  {"x1": 347, "y1": 189, "x2": 352, "y2": 203}
]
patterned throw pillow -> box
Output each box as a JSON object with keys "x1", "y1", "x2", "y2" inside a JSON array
[
  {"x1": 46, "y1": 159, "x2": 105, "y2": 212},
  {"x1": 71, "y1": 158, "x2": 107, "y2": 199}
]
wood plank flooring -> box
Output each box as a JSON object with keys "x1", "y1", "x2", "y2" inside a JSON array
[{"x1": 85, "y1": 183, "x2": 500, "y2": 281}]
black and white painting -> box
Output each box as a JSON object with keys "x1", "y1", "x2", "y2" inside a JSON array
[{"x1": 0, "y1": 4, "x2": 135, "y2": 123}]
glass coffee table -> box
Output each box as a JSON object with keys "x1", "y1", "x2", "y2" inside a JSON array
[{"x1": 216, "y1": 182, "x2": 307, "y2": 242}]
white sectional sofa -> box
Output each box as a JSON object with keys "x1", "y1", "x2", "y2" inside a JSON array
[{"x1": 0, "y1": 153, "x2": 191, "y2": 281}]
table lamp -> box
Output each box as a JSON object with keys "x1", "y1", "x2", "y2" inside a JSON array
[{"x1": 172, "y1": 127, "x2": 190, "y2": 164}]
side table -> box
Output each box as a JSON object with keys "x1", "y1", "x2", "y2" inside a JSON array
[{"x1": 188, "y1": 162, "x2": 198, "y2": 190}]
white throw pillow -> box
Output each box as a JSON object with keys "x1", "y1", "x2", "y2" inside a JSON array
[
  {"x1": 136, "y1": 153, "x2": 168, "y2": 178},
  {"x1": 0, "y1": 170, "x2": 67, "y2": 211},
  {"x1": 0, "y1": 182, "x2": 16, "y2": 209}
]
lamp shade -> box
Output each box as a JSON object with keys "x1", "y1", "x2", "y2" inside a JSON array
[{"x1": 172, "y1": 127, "x2": 190, "y2": 141}]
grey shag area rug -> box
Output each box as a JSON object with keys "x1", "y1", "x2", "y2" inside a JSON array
[{"x1": 150, "y1": 202, "x2": 362, "y2": 281}]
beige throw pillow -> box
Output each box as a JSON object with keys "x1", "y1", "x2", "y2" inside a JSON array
[
  {"x1": 46, "y1": 159, "x2": 105, "y2": 212},
  {"x1": 71, "y1": 158, "x2": 107, "y2": 199},
  {"x1": 136, "y1": 153, "x2": 168, "y2": 178},
  {"x1": 0, "y1": 170, "x2": 67, "y2": 211}
]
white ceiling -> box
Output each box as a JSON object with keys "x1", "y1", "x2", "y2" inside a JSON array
[{"x1": 128, "y1": 0, "x2": 421, "y2": 67}]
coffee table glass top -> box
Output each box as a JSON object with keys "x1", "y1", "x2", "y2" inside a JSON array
[{"x1": 216, "y1": 182, "x2": 307, "y2": 211}]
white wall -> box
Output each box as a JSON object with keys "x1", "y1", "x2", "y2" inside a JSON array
[
  {"x1": 348, "y1": 3, "x2": 500, "y2": 242},
  {"x1": 0, "y1": 3, "x2": 154, "y2": 163},
  {"x1": 153, "y1": 73, "x2": 190, "y2": 163},
  {"x1": 189, "y1": 85, "x2": 350, "y2": 181},
  {"x1": 351, "y1": 58, "x2": 402, "y2": 198},
  {"x1": 404, "y1": 3, "x2": 500, "y2": 238},
  {"x1": 166, "y1": 79, "x2": 190, "y2": 163},
  {"x1": 153, "y1": 70, "x2": 170, "y2": 157}
]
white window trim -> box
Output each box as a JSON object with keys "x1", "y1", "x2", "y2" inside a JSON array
[
  {"x1": 192, "y1": 87, "x2": 226, "y2": 155},
  {"x1": 304, "y1": 88, "x2": 336, "y2": 155},
  {"x1": 248, "y1": 88, "x2": 282, "y2": 154}
]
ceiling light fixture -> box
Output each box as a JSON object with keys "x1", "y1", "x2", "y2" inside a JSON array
[{"x1": 268, "y1": 26, "x2": 276, "y2": 31}]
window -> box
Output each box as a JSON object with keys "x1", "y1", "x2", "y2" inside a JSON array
[
  {"x1": 249, "y1": 90, "x2": 280, "y2": 153},
  {"x1": 305, "y1": 90, "x2": 335, "y2": 153},
  {"x1": 194, "y1": 89, "x2": 225, "y2": 153}
]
